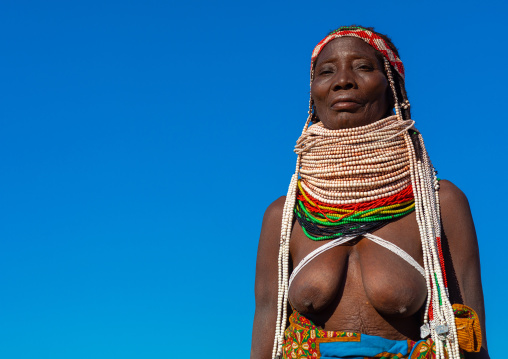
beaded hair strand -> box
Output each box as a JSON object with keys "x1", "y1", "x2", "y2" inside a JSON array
[
  {"x1": 378, "y1": 30, "x2": 460, "y2": 358},
  {"x1": 272, "y1": 26, "x2": 460, "y2": 359}
]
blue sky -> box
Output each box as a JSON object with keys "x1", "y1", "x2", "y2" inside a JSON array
[{"x1": 1, "y1": 0, "x2": 506, "y2": 358}]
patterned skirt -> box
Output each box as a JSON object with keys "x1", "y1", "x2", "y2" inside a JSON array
[{"x1": 282, "y1": 311, "x2": 455, "y2": 359}]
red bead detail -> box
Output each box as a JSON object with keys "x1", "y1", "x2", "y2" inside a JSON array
[
  {"x1": 436, "y1": 237, "x2": 448, "y2": 289},
  {"x1": 297, "y1": 184, "x2": 414, "y2": 222}
]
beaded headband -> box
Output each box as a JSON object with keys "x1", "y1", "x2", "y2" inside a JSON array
[{"x1": 311, "y1": 27, "x2": 405, "y2": 79}]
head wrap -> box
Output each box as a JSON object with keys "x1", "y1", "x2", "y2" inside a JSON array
[{"x1": 310, "y1": 26, "x2": 405, "y2": 79}]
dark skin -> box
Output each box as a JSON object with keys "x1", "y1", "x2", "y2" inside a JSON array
[{"x1": 251, "y1": 37, "x2": 488, "y2": 358}]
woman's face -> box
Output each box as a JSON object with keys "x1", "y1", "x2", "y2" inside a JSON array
[{"x1": 311, "y1": 37, "x2": 392, "y2": 130}]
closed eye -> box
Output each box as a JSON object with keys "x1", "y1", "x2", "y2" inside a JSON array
[
  {"x1": 357, "y1": 64, "x2": 374, "y2": 71},
  {"x1": 316, "y1": 64, "x2": 335, "y2": 76}
]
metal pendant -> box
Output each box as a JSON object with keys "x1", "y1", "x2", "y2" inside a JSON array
[{"x1": 420, "y1": 322, "x2": 430, "y2": 338}]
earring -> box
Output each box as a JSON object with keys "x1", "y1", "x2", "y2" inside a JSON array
[
  {"x1": 384, "y1": 58, "x2": 402, "y2": 120},
  {"x1": 311, "y1": 104, "x2": 319, "y2": 123}
]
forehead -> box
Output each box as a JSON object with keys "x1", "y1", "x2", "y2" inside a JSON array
[{"x1": 314, "y1": 37, "x2": 381, "y2": 66}]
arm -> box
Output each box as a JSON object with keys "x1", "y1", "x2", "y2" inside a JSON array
[
  {"x1": 439, "y1": 180, "x2": 489, "y2": 358},
  {"x1": 251, "y1": 197, "x2": 286, "y2": 359}
]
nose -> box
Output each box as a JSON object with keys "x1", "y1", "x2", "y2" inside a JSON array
[{"x1": 331, "y1": 68, "x2": 355, "y2": 91}]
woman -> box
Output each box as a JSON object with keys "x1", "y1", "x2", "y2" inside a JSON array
[{"x1": 251, "y1": 26, "x2": 488, "y2": 359}]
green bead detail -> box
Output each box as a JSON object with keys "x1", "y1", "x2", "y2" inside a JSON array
[
  {"x1": 296, "y1": 201, "x2": 414, "y2": 228},
  {"x1": 295, "y1": 199, "x2": 416, "y2": 242},
  {"x1": 434, "y1": 273, "x2": 443, "y2": 305}
]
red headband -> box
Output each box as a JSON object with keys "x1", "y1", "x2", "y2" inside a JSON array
[{"x1": 311, "y1": 29, "x2": 405, "y2": 79}]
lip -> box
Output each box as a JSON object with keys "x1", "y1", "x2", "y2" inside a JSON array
[{"x1": 330, "y1": 97, "x2": 362, "y2": 111}]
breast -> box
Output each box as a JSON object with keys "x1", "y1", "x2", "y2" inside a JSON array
[
  {"x1": 357, "y1": 235, "x2": 427, "y2": 317},
  {"x1": 289, "y1": 232, "x2": 428, "y2": 321},
  {"x1": 289, "y1": 245, "x2": 350, "y2": 314}
]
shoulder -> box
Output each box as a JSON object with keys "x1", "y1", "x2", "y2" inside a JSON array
[
  {"x1": 438, "y1": 180, "x2": 475, "y2": 231},
  {"x1": 438, "y1": 179, "x2": 470, "y2": 209},
  {"x1": 258, "y1": 196, "x2": 287, "y2": 247},
  {"x1": 258, "y1": 196, "x2": 289, "y2": 250},
  {"x1": 438, "y1": 179, "x2": 479, "y2": 254},
  {"x1": 262, "y1": 196, "x2": 287, "y2": 223}
]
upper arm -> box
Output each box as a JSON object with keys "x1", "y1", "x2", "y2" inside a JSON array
[
  {"x1": 251, "y1": 196, "x2": 286, "y2": 359},
  {"x1": 439, "y1": 180, "x2": 488, "y2": 354}
]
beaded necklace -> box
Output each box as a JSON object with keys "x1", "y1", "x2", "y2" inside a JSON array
[
  {"x1": 294, "y1": 116, "x2": 416, "y2": 241},
  {"x1": 271, "y1": 27, "x2": 460, "y2": 359}
]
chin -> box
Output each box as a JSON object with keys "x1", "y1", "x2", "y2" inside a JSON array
[{"x1": 324, "y1": 116, "x2": 374, "y2": 130}]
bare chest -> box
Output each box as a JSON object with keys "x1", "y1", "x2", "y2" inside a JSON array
[{"x1": 288, "y1": 212, "x2": 427, "y2": 333}]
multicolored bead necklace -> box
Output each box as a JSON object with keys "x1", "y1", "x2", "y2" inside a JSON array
[
  {"x1": 293, "y1": 116, "x2": 416, "y2": 242},
  {"x1": 272, "y1": 26, "x2": 460, "y2": 359}
]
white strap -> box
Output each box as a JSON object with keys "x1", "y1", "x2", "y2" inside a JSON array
[
  {"x1": 363, "y1": 233, "x2": 425, "y2": 277},
  {"x1": 288, "y1": 233, "x2": 425, "y2": 292},
  {"x1": 288, "y1": 234, "x2": 359, "y2": 290}
]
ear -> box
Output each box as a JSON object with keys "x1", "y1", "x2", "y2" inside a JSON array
[
  {"x1": 311, "y1": 103, "x2": 320, "y2": 123},
  {"x1": 385, "y1": 84, "x2": 395, "y2": 116}
]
